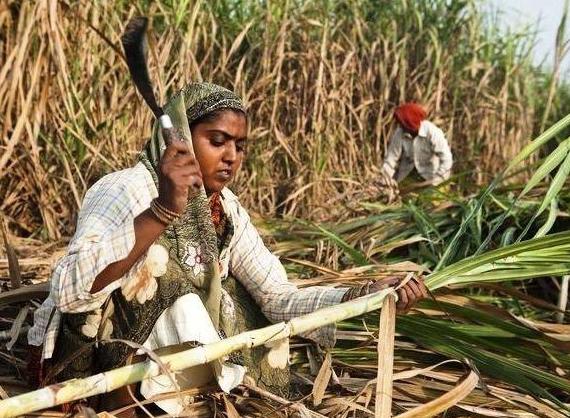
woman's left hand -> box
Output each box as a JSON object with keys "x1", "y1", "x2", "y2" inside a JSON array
[
  {"x1": 394, "y1": 276, "x2": 428, "y2": 313},
  {"x1": 343, "y1": 275, "x2": 428, "y2": 313}
]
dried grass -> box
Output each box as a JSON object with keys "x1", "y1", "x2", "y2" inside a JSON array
[{"x1": 0, "y1": 0, "x2": 558, "y2": 239}]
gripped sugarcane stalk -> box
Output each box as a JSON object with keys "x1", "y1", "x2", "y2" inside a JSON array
[{"x1": 0, "y1": 288, "x2": 395, "y2": 417}]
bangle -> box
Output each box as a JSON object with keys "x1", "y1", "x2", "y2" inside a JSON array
[
  {"x1": 154, "y1": 199, "x2": 181, "y2": 218},
  {"x1": 150, "y1": 199, "x2": 179, "y2": 225},
  {"x1": 149, "y1": 202, "x2": 171, "y2": 225}
]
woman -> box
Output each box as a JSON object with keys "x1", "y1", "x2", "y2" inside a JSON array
[
  {"x1": 28, "y1": 83, "x2": 427, "y2": 415},
  {"x1": 382, "y1": 102, "x2": 453, "y2": 186}
]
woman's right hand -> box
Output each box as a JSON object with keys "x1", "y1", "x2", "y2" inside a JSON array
[{"x1": 157, "y1": 139, "x2": 203, "y2": 214}]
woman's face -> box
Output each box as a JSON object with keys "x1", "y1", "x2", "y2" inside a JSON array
[{"x1": 191, "y1": 110, "x2": 248, "y2": 194}]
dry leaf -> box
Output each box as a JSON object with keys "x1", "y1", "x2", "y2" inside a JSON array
[
  {"x1": 376, "y1": 294, "x2": 396, "y2": 418},
  {"x1": 1, "y1": 217, "x2": 22, "y2": 289},
  {"x1": 312, "y1": 352, "x2": 332, "y2": 406},
  {"x1": 223, "y1": 394, "x2": 241, "y2": 418},
  {"x1": 6, "y1": 306, "x2": 28, "y2": 351},
  {"x1": 394, "y1": 370, "x2": 478, "y2": 418}
]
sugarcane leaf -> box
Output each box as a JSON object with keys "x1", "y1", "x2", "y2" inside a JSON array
[
  {"x1": 419, "y1": 299, "x2": 539, "y2": 339},
  {"x1": 394, "y1": 370, "x2": 478, "y2": 418},
  {"x1": 536, "y1": 150, "x2": 570, "y2": 216},
  {"x1": 534, "y1": 199, "x2": 558, "y2": 238},
  {"x1": 427, "y1": 232, "x2": 570, "y2": 289},
  {"x1": 457, "y1": 265, "x2": 570, "y2": 282},
  {"x1": 518, "y1": 137, "x2": 570, "y2": 198},
  {"x1": 313, "y1": 224, "x2": 369, "y2": 266},
  {"x1": 223, "y1": 394, "x2": 241, "y2": 418},
  {"x1": 518, "y1": 150, "x2": 570, "y2": 240},
  {"x1": 500, "y1": 226, "x2": 517, "y2": 246},
  {"x1": 438, "y1": 115, "x2": 570, "y2": 269},
  {"x1": 313, "y1": 352, "x2": 332, "y2": 406},
  {"x1": 397, "y1": 316, "x2": 570, "y2": 410},
  {"x1": 507, "y1": 113, "x2": 570, "y2": 172}
]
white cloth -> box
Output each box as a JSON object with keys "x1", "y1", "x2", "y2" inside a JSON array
[
  {"x1": 139, "y1": 293, "x2": 245, "y2": 415},
  {"x1": 28, "y1": 162, "x2": 347, "y2": 357},
  {"x1": 382, "y1": 120, "x2": 453, "y2": 185}
]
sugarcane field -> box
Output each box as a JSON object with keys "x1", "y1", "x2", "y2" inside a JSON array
[{"x1": 3, "y1": 0, "x2": 570, "y2": 417}]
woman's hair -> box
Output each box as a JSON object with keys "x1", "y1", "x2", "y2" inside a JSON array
[{"x1": 188, "y1": 108, "x2": 248, "y2": 131}]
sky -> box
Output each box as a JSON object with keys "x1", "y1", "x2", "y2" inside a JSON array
[{"x1": 485, "y1": 0, "x2": 569, "y2": 76}]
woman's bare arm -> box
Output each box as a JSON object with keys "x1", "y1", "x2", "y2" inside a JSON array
[
  {"x1": 90, "y1": 140, "x2": 202, "y2": 294},
  {"x1": 89, "y1": 210, "x2": 166, "y2": 293}
]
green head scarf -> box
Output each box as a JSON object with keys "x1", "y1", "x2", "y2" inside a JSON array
[
  {"x1": 141, "y1": 82, "x2": 246, "y2": 181},
  {"x1": 140, "y1": 82, "x2": 246, "y2": 180}
]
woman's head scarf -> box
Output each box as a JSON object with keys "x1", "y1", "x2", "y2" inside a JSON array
[{"x1": 141, "y1": 82, "x2": 246, "y2": 181}]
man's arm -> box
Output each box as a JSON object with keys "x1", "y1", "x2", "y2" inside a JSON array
[{"x1": 382, "y1": 129, "x2": 403, "y2": 178}]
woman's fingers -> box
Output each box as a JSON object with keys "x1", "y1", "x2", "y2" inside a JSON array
[
  {"x1": 395, "y1": 277, "x2": 428, "y2": 313},
  {"x1": 413, "y1": 276, "x2": 429, "y2": 298},
  {"x1": 405, "y1": 279, "x2": 423, "y2": 301},
  {"x1": 177, "y1": 163, "x2": 203, "y2": 177},
  {"x1": 404, "y1": 284, "x2": 416, "y2": 311},
  {"x1": 165, "y1": 149, "x2": 199, "y2": 170},
  {"x1": 157, "y1": 139, "x2": 203, "y2": 213},
  {"x1": 172, "y1": 153, "x2": 198, "y2": 167},
  {"x1": 396, "y1": 287, "x2": 408, "y2": 312},
  {"x1": 161, "y1": 139, "x2": 190, "y2": 161}
]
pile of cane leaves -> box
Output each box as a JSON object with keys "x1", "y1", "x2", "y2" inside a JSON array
[{"x1": 260, "y1": 114, "x2": 570, "y2": 416}]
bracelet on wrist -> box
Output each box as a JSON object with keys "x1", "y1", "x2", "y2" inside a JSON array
[
  {"x1": 150, "y1": 199, "x2": 179, "y2": 225},
  {"x1": 155, "y1": 199, "x2": 181, "y2": 217}
]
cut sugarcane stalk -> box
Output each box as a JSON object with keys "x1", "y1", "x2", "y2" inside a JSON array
[
  {"x1": 0, "y1": 288, "x2": 395, "y2": 418},
  {"x1": 375, "y1": 294, "x2": 396, "y2": 418}
]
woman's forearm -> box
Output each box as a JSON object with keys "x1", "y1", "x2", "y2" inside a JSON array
[{"x1": 89, "y1": 209, "x2": 166, "y2": 294}]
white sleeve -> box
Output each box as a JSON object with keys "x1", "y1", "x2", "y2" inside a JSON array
[
  {"x1": 382, "y1": 129, "x2": 403, "y2": 178},
  {"x1": 53, "y1": 173, "x2": 149, "y2": 313},
  {"x1": 431, "y1": 126, "x2": 453, "y2": 183},
  {"x1": 229, "y1": 202, "x2": 347, "y2": 348}
]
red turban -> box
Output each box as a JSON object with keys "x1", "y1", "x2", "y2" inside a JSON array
[{"x1": 394, "y1": 103, "x2": 427, "y2": 135}]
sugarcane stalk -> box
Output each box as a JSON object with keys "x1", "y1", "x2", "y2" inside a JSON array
[
  {"x1": 375, "y1": 294, "x2": 396, "y2": 418},
  {"x1": 556, "y1": 275, "x2": 569, "y2": 323},
  {"x1": 1, "y1": 216, "x2": 22, "y2": 289},
  {"x1": 0, "y1": 288, "x2": 395, "y2": 418}
]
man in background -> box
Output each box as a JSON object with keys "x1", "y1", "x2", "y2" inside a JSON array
[{"x1": 382, "y1": 103, "x2": 453, "y2": 186}]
